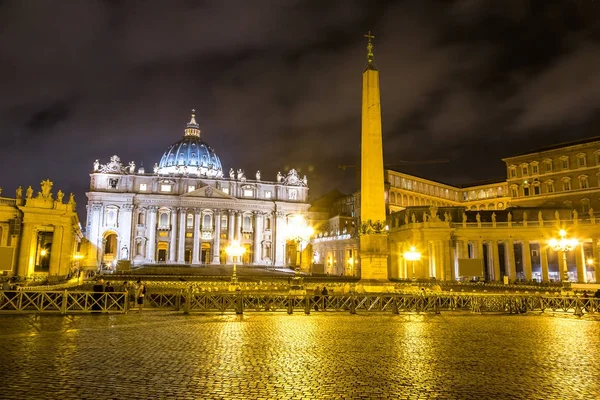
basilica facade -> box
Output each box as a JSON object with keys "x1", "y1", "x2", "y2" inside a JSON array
[{"x1": 84, "y1": 112, "x2": 310, "y2": 270}]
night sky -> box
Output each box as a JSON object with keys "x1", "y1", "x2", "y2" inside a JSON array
[{"x1": 1, "y1": 0, "x2": 600, "y2": 215}]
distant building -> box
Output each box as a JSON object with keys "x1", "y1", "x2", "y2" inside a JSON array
[
  {"x1": 0, "y1": 181, "x2": 82, "y2": 280},
  {"x1": 84, "y1": 111, "x2": 310, "y2": 270}
]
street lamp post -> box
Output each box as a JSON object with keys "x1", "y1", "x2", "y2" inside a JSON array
[
  {"x1": 403, "y1": 246, "x2": 421, "y2": 281},
  {"x1": 225, "y1": 240, "x2": 245, "y2": 285},
  {"x1": 285, "y1": 215, "x2": 314, "y2": 270},
  {"x1": 549, "y1": 229, "x2": 578, "y2": 283}
]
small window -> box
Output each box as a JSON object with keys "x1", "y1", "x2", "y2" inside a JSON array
[
  {"x1": 510, "y1": 168, "x2": 516, "y2": 178},
  {"x1": 186, "y1": 214, "x2": 194, "y2": 228},
  {"x1": 159, "y1": 213, "x2": 169, "y2": 227},
  {"x1": 510, "y1": 187, "x2": 518, "y2": 197},
  {"x1": 289, "y1": 189, "x2": 298, "y2": 200},
  {"x1": 531, "y1": 249, "x2": 539, "y2": 258},
  {"x1": 243, "y1": 189, "x2": 253, "y2": 197},
  {"x1": 523, "y1": 186, "x2": 530, "y2": 196},
  {"x1": 521, "y1": 166, "x2": 528, "y2": 176},
  {"x1": 546, "y1": 181, "x2": 554, "y2": 193},
  {"x1": 595, "y1": 152, "x2": 600, "y2": 166},
  {"x1": 222, "y1": 187, "x2": 229, "y2": 194},
  {"x1": 580, "y1": 176, "x2": 589, "y2": 189},
  {"x1": 265, "y1": 191, "x2": 272, "y2": 199},
  {"x1": 545, "y1": 160, "x2": 553, "y2": 172},
  {"x1": 563, "y1": 180, "x2": 571, "y2": 191},
  {"x1": 561, "y1": 157, "x2": 569, "y2": 170},
  {"x1": 161, "y1": 184, "x2": 172, "y2": 192},
  {"x1": 221, "y1": 215, "x2": 227, "y2": 229},
  {"x1": 578, "y1": 154, "x2": 587, "y2": 168},
  {"x1": 203, "y1": 214, "x2": 211, "y2": 228},
  {"x1": 582, "y1": 200, "x2": 590, "y2": 213},
  {"x1": 532, "y1": 164, "x2": 538, "y2": 174},
  {"x1": 533, "y1": 185, "x2": 541, "y2": 195},
  {"x1": 139, "y1": 183, "x2": 147, "y2": 191},
  {"x1": 188, "y1": 185, "x2": 195, "y2": 192}
]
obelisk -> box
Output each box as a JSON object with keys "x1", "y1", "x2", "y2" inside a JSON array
[{"x1": 359, "y1": 32, "x2": 389, "y2": 283}]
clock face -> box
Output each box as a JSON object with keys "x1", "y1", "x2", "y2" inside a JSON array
[{"x1": 497, "y1": 202, "x2": 504, "y2": 209}]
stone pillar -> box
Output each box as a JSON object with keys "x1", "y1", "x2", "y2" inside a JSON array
[
  {"x1": 119, "y1": 204, "x2": 134, "y2": 261},
  {"x1": 420, "y1": 242, "x2": 430, "y2": 280},
  {"x1": 476, "y1": 240, "x2": 484, "y2": 260},
  {"x1": 575, "y1": 245, "x2": 586, "y2": 283},
  {"x1": 17, "y1": 223, "x2": 36, "y2": 278},
  {"x1": 540, "y1": 244, "x2": 550, "y2": 282},
  {"x1": 442, "y1": 240, "x2": 452, "y2": 280},
  {"x1": 212, "y1": 210, "x2": 221, "y2": 264},
  {"x1": 492, "y1": 241, "x2": 501, "y2": 281},
  {"x1": 506, "y1": 239, "x2": 516, "y2": 280},
  {"x1": 50, "y1": 228, "x2": 64, "y2": 276},
  {"x1": 177, "y1": 208, "x2": 187, "y2": 263},
  {"x1": 146, "y1": 207, "x2": 158, "y2": 262},
  {"x1": 236, "y1": 212, "x2": 242, "y2": 241},
  {"x1": 522, "y1": 240, "x2": 533, "y2": 281},
  {"x1": 88, "y1": 203, "x2": 103, "y2": 267},
  {"x1": 169, "y1": 208, "x2": 178, "y2": 263},
  {"x1": 192, "y1": 210, "x2": 201, "y2": 264},
  {"x1": 461, "y1": 240, "x2": 469, "y2": 259},
  {"x1": 227, "y1": 210, "x2": 235, "y2": 263},
  {"x1": 253, "y1": 212, "x2": 263, "y2": 265},
  {"x1": 274, "y1": 211, "x2": 286, "y2": 267}
]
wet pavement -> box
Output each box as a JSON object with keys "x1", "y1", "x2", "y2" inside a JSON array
[{"x1": 0, "y1": 312, "x2": 598, "y2": 399}]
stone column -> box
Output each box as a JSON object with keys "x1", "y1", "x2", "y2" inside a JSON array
[
  {"x1": 540, "y1": 244, "x2": 550, "y2": 282},
  {"x1": 492, "y1": 241, "x2": 501, "y2": 281},
  {"x1": 177, "y1": 207, "x2": 187, "y2": 263},
  {"x1": 146, "y1": 206, "x2": 158, "y2": 263},
  {"x1": 506, "y1": 240, "x2": 516, "y2": 280},
  {"x1": 236, "y1": 212, "x2": 242, "y2": 241},
  {"x1": 274, "y1": 211, "x2": 286, "y2": 267},
  {"x1": 192, "y1": 210, "x2": 201, "y2": 264},
  {"x1": 253, "y1": 212, "x2": 263, "y2": 265},
  {"x1": 442, "y1": 240, "x2": 452, "y2": 280},
  {"x1": 169, "y1": 208, "x2": 178, "y2": 263},
  {"x1": 17, "y1": 223, "x2": 36, "y2": 278},
  {"x1": 119, "y1": 204, "x2": 134, "y2": 261},
  {"x1": 461, "y1": 240, "x2": 469, "y2": 259},
  {"x1": 522, "y1": 240, "x2": 533, "y2": 281},
  {"x1": 575, "y1": 245, "x2": 586, "y2": 283},
  {"x1": 476, "y1": 240, "x2": 484, "y2": 260},
  {"x1": 88, "y1": 203, "x2": 103, "y2": 266},
  {"x1": 212, "y1": 210, "x2": 221, "y2": 264},
  {"x1": 227, "y1": 210, "x2": 235, "y2": 263}
]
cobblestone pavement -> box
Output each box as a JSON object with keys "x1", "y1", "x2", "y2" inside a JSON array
[{"x1": 0, "y1": 312, "x2": 599, "y2": 400}]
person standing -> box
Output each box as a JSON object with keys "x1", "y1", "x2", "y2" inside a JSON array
[
  {"x1": 135, "y1": 280, "x2": 146, "y2": 313},
  {"x1": 321, "y1": 286, "x2": 329, "y2": 311},
  {"x1": 313, "y1": 286, "x2": 320, "y2": 311}
]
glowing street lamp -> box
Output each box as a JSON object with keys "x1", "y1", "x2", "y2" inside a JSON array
[
  {"x1": 549, "y1": 229, "x2": 578, "y2": 282},
  {"x1": 285, "y1": 215, "x2": 314, "y2": 268},
  {"x1": 225, "y1": 240, "x2": 245, "y2": 284},
  {"x1": 404, "y1": 246, "x2": 421, "y2": 280}
]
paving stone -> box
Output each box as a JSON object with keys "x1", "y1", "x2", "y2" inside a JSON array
[{"x1": 0, "y1": 313, "x2": 598, "y2": 399}]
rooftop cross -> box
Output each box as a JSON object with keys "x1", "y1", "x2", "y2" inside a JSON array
[{"x1": 364, "y1": 31, "x2": 375, "y2": 64}]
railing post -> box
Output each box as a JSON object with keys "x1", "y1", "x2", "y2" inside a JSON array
[
  {"x1": 175, "y1": 290, "x2": 181, "y2": 311},
  {"x1": 434, "y1": 294, "x2": 441, "y2": 315},
  {"x1": 236, "y1": 290, "x2": 243, "y2": 315},
  {"x1": 304, "y1": 294, "x2": 310, "y2": 315},
  {"x1": 61, "y1": 290, "x2": 68, "y2": 314},
  {"x1": 390, "y1": 294, "x2": 398, "y2": 315},
  {"x1": 287, "y1": 294, "x2": 293, "y2": 315},
  {"x1": 124, "y1": 292, "x2": 129, "y2": 314},
  {"x1": 350, "y1": 293, "x2": 357, "y2": 314},
  {"x1": 18, "y1": 291, "x2": 23, "y2": 312},
  {"x1": 184, "y1": 287, "x2": 191, "y2": 314}
]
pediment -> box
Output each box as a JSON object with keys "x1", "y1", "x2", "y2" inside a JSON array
[{"x1": 182, "y1": 185, "x2": 234, "y2": 199}]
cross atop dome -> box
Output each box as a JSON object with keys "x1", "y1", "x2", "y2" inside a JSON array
[{"x1": 184, "y1": 109, "x2": 201, "y2": 137}]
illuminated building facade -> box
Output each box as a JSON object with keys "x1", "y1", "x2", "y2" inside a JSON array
[
  {"x1": 84, "y1": 112, "x2": 310, "y2": 269},
  {"x1": 311, "y1": 139, "x2": 600, "y2": 283},
  {"x1": 0, "y1": 181, "x2": 82, "y2": 279}
]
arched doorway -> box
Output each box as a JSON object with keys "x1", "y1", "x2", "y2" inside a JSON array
[
  {"x1": 201, "y1": 243, "x2": 211, "y2": 264},
  {"x1": 157, "y1": 242, "x2": 168, "y2": 263},
  {"x1": 102, "y1": 232, "x2": 118, "y2": 270}
]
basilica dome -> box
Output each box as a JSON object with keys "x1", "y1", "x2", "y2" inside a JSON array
[{"x1": 156, "y1": 112, "x2": 223, "y2": 178}]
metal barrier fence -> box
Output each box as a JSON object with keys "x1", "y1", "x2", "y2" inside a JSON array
[
  {"x1": 0, "y1": 290, "x2": 128, "y2": 314},
  {"x1": 1, "y1": 290, "x2": 598, "y2": 316}
]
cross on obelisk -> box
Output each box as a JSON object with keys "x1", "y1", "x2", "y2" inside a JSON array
[{"x1": 364, "y1": 31, "x2": 375, "y2": 64}]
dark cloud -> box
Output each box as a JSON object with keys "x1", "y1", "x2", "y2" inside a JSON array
[{"x1": 0, "y1": 0, "x2": 599, "y2": 214}]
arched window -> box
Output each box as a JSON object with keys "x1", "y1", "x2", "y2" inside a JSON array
[
  {"x1": 243, "y1": 216, "x2": 251, "y2": 231},
  {"x1": 203, "y1": 214, "x2": 212, "y2": 228},
  {"x1": 266, "y1": 217, "x2": 272, "y2": 230},
  {"x1": 137, "y1": 212, "x2": 145, "y2": 225},
  {"x1": 187, "y1": 213, "x2": 194, "y2": 228}
]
